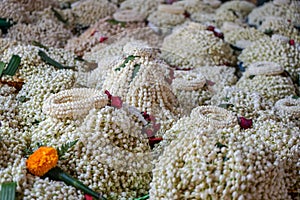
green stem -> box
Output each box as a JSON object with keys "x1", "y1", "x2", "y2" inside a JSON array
[{"x1": 46, "y1": 167, "x2": 106, "y2": 200}]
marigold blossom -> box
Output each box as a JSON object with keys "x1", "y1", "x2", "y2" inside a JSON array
[{"x1": 26, "y1": 146, "x2": 59, "y2": 177}]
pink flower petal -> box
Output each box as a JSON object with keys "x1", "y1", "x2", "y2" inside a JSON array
[
  {"x1": 166, "y1": 69, "x2": 175, "y2": 84},
  {"x1": 165, "y1": 0, "x2": 176, "y2": 4},
  {"x1": 207, "y1": 25, "x2": 215, "y2": 31},
  {"x1": 149, "y1": 115, "x2": 156, "y2": 123},
  {"x1": 111, "y1": 96, "x2": 123, "y2": 109},
  {"x1": 153, "y1": 123, "x2": 161, "y2": 132},
  {"x1": 142, "y1": 112, "x2": 151, "y2": 122},
  {"x1": 289, "y1": 39, "x2": 295, "y2": 46},
  {"x1": 142, "y1": 128, "x2": 154, "y2": 137},
  {"x1": 183, "y1": 11, "x2": 190, "y2": 18},
  {"x1": 99, "y1": 36, "x2": 108, "y2": 43},
  {"x1": 104, "y1": 90, "x2": 112, "y2": 99},
  {"x1": 85, "y1": 194, "x2": 93, "y2": 200},
  {"x1": 206, "y1": 79, "x2": 215, "y2": 86},
  {"x1": 238, "y1": 117, "x2": 252, "y2": 129},
  {"x1": 214, "y1": 32, "x2": 224, "y2": 39},
  {"x1": 90, "y1": 30, "x2": 98, "y2": 36},
  {"x1": 149, "y1": 137, "x2": 163, "y2": 148}
]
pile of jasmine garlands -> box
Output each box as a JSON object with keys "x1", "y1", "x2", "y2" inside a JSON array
[{"x1": 0, "y1": 0, "x2": 299, "y2": 199}]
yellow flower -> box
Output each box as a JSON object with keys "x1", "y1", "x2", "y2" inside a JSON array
[{"x1": 26, "y1": 146, "x2": 59, "y2": 176}]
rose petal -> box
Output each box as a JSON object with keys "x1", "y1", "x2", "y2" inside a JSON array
[
  {"x1": 165, "y1": 0, "x2": 176, "y2": 4},
  {"x1": 206, "y1": 79, "x2": 215, "y2": 86},
  {"x1": 142, "y1": 112, "x2": 151, "y2": 122},
  {"x1": 207, "y1": 25, "x2": 215, "y2": 31},
  {"x1": 99, "y1": 36, "x2": 108, "y2": 43},
  {"x1": 104, "y1": 90, "x2": 112, "y2": 99},
  {"x1": 111, "y1": 96, "x2": 123, "y2": 109},
  {"x1": 289, "y1": 39, "x2": 295, "y2": 46},
  {"x1": 149, "y1": 137, "x2": 163, "y2": 148},
  {"x1": 153, "y1": 123, "x2": 161, "y2": 132},
  {"x1": 85, "y1": 194, "x2": 93, "y2": 200},
  {"x1": 149, "y1": 115, "x2": 156, "y2": 123},
  {"x1": 183, "y1": 11, "x2": 190, "y2": 18},
  {"x1": 90, "y1": 30, "x2": 98, "y2": 36},
  {"x1": 214, "y1": 32, "x2": 224, "y2": 39},
  {"x1": 142, "y1": 128, "x2": 154, "y2": 137},
  {"x1": 238, "y1": 117, "x2": 253, "y2": 129},
  {"x1": 166, "y1": 69, "x2": 175, "y2": 84}
]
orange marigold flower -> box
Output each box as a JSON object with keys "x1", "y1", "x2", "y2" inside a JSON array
[{"x1": 26, "y1": 146, "x2": 59, "y2": 177}]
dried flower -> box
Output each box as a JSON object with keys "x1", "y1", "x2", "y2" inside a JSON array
[{"x1": 26, "y1": 146, "x2": 58, "y2": 177}]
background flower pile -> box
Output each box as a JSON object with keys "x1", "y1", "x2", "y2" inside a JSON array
[{"x1": 0, "y1": 0, "x2": 299, "y2": 199}]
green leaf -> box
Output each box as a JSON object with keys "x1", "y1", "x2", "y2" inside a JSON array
[
  {"x1": 18, "y1": 95, "x2": 29, "y2": 102},
  {"x1": 0, "y1": 182, "x2": 17, "y2": 200},
  {"x1": 264, "y1": 29, "x2": 273, "y2": 36},
  {"x1": 58, "y1": 139, "x2": 78, "y2": 159},
  {"x1": 218, "y1": 103, "x2": 234, "y2": 109},
  {"x1": 223, "y1": 156, "x2": 229, "y2": 162},
  {"x1": 106, "y1": 19, "x2": 126, "y2": 27},
  {"x1": 38, "y1": 50, "x2": 75, "y2": 70},
  {"x1": 215, "y1": 142, "x2": 228, "y2": 149},
  {"x1": 51, "y1": 7, "x2": 68, "y2": 24},
  {"x1": 249, "y1": 75, "x2": 255, "y2": 79},
  {"x1": 115, "y1": 55, "x2": 138, "y2": 71},
  {"x1": 32, "y1": 120, "x2": 40, "y2": 125},
  {"x1": 221, "y1": 97, "x2": 230, "y2": 102},
  {"x1": 292, "y1": 95, "x2": 299, "y2": 99},
  {"x1": 23, "y1": 141, "x2": 47, "y2": 157},
  {"x1": 228, "y1": 8, "x2": 238, "y2": 17},
  {"x1": 32, "y1": 41, "x2": 49, "y2": 50},
  {"x1": 229, "y1": 44, "x2": 243, "y2": 51},
  {"x1": 131, "y1": 64, "x2": 140, "y2": 80},
  {"x1": 0, "y1": 18, "x2": 15, "y2": 33},
  {"x1": 134, "y1": 194, "x2": 149, "y2": 200},
  {"x1": 0, "y1": 61, "x2": 5, "y2": 77},
  {"x1": 3, "y1": 55, "x2": 21, "y2": 76}
]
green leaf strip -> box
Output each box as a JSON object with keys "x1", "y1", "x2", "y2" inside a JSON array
[
  {"x1": 0, "y1": 182, "x2": 17, "y2": 200},
  {"x1": 0, "y1": 18, "x2": 15, "y2": 28},
  {"x1": 46, "y1": 167, "x2": 106, "y2": 200},
  {"x1": 106, "y1": 19, "x2": 126, "y2": 27},
  {"x1": 0, "y1": 61, "x2": 5, "y2": 77},
  {"x1": 218, "y1": 103, "x2": 234, "y2": 109},
  {"x1": 131, "y1": 64, "x2": 140, "y2": 80},
  {"x1": 134, "y1": 194, "x2": 149, "y2": 200},
  {"x1": 38, "y1": 50, "x2": 75, "y2": 70},
  {"x1": 51, "y1": 7, "x2": 68, "y2": 24},
  {"x1": 32, "y1": 41, "x2": 49, "y2": 50},
  {"x1": 3, "y1": 55, "x2": 21, "y2": 76}
]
